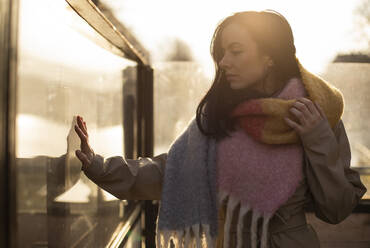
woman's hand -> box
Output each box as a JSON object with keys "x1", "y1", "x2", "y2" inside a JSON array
[
  {"x1": 284, "y1": 97, "x2": 327, "y2": 136},
  {"x1": 74, "y1": 115, "x2": 95, "y2": 167}
]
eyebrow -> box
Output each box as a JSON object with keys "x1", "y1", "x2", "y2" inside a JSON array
[{"x1": 221, "y1": 42, "x2": 244, "y2": 50}]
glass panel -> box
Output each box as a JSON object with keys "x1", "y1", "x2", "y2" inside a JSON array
[
  {"x1": 321, "y1": 62, "x2": 370, "y2": 200},
  {"x1": 153, "y1": 62, "x2": 210, "y2": 155},
  {"x1": 321, "y1": 63, "x2": 370, "y2": 168},
  {"x1": 16, "y1": 0, "x2": 138, "y2": 246}
]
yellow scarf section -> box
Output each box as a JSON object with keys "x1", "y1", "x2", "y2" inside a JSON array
[{"x1": 260, "y1": 58, "x2": 344, "y2": 144}]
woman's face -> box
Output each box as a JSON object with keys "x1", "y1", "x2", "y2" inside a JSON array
[{"x1": 219, "y1": 22, "x2": 271, "y2": 90}]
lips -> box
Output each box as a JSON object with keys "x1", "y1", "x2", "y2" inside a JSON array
[{"x1": 226, "y1": 74, "x2": 238, "y2": 80}]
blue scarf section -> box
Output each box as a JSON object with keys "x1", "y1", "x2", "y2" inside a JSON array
[{"x1": 155, "y1": 116, "x2": 219, "y2": 248}]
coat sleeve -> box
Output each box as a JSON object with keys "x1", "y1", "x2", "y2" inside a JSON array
[
  {"x1": 81, "y1": 153, "x2": 167, "y2": 200},
  {"x1": 300, "y1": 119, "x2": 367, "y2": 224}
]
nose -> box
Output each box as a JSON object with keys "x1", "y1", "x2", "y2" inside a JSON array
[{"x1": 219, "y1": 54, "x2": 231, "y2": 70}]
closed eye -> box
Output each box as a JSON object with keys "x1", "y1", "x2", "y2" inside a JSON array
[{"x1": 231, "y1": 51, "x2": 243, "y2": 55}]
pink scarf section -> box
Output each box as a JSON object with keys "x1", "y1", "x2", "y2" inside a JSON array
[{"x1": 216, "y1": 77, "x2": 307, "y2": 248}]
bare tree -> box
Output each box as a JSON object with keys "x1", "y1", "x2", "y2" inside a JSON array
[{"x1": 164, "y1": 38, "x2": 194, "y2": 62}]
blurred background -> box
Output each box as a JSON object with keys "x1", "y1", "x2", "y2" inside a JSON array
[{"x1": 0, "y1": 0, "x2": 369, "y2": 247}]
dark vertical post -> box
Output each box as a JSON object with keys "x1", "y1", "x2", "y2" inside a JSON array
[
  {"x1": 136, "y1": 63, "x2": 154, "y2": 157},
  {"x1": 137, "y1": 64, "x2": 156, "y2": 247},
  {"x1": 123, "y1": 66, "x2": 138, "y2": 159},
  {"x1": 0, "y1": 0, "x2": 19, "y2": 247}
]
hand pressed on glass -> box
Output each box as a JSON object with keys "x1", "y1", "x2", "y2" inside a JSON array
[
  {"x1": 74, "y1": 115, "x2": 95, "y2": 167},
  {"x1": 284, "y1": 97, "x2": 327, "y2": 137}
]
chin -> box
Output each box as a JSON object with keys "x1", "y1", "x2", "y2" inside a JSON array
[{"x1": 229, "y1": 82, "x2": 249, "y2": 90}]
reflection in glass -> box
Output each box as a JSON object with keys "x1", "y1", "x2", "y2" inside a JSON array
[{"x1": 16, "y1": 0, "x2": 139, "y2": 247}]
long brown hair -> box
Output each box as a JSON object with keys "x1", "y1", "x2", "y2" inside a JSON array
[{"x1": 196, "y1": 10, "x2": 301, "y2": 141}]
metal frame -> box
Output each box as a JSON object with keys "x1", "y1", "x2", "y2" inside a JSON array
[
  {"x1": 137, "y1": 64, "x2": 154, "y2": 158},
  {"x1": 105, "y1": 203, "x2": 143, "y2": 248},
  {"x1": 136, "y1": 64, "x2": 155, "y2": 247},
  {"x1": 66, "y1": 0, "x2": 150, "y2": 66},
  {"x1": 0, "y1": 0, "x2": 19, "y2": 247}
]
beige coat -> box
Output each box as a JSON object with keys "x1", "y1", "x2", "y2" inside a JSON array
[{"x1": 82, "y1": 119, "x2": 367, "y2": 248}]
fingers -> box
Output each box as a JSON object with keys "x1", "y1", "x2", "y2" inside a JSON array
[
  {"x1": 75, "y1": 150, "x2": 91, "y2": 166},
  {"x1": 292, "y1": 98, "x2": 324, "y2": 125},
  {"x1": 314, "y1": 102, "x2": 326, "y2": 119},
  {"x1": 296, "y1": 97, "x2": 320, "y2": 117},
  {"x1": 289, "y1": 107, "x2": 308, "y2": 126},
  {"x1": 284, "y1": 117, "x2": 303, "y2": 134},
  {"x1": 74, "y1": 124, "x2": 88, "y2": 144},
  {"x1": 74, "y1": 115, "x2": 89, "y2": 142},
  {"x1": 285, "y1": 98, "x2": 329, "y2": 138},
  {"x1": 77, "y1": 116, "x2": 88, "y2": 136},
  {"x1": 293, "y1": 100, "x2": 312, "y2": 116}
]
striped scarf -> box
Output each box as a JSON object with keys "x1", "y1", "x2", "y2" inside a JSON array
[
  {"x1": 218, "y1": 77, "x2": 306, "y2": 248},
  {"x1": 155, "y1": 58, "x2": 344, "y2": 248}
]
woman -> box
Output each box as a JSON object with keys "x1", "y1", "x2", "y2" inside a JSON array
[{"x1": 74, "y1": 10, "x2": 367, "y2": 248}]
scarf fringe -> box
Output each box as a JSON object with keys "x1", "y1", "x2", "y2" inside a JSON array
[
  {"x1": 236, "y1": 205, "x2": 251, "y2": 248},
  {"x1": 221, "y1": 193, "x2": 273, "y2": 248},
  {"x1": 156, "y1": 223, "x2": 217, "y2": 248},
  {"x1": 223, "y1": 195, "x2": 239, "y2": 248},
  {"x1": 261, "y1": 212, "x2": 273, "y2": 248},
  {"x1": 250, "y1": 209, "x2": 261, "y2": 248}
]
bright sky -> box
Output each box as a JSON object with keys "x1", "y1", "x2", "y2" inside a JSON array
[{"x1": 107, "y1": 0, "x2": 366, "y2": 77}]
